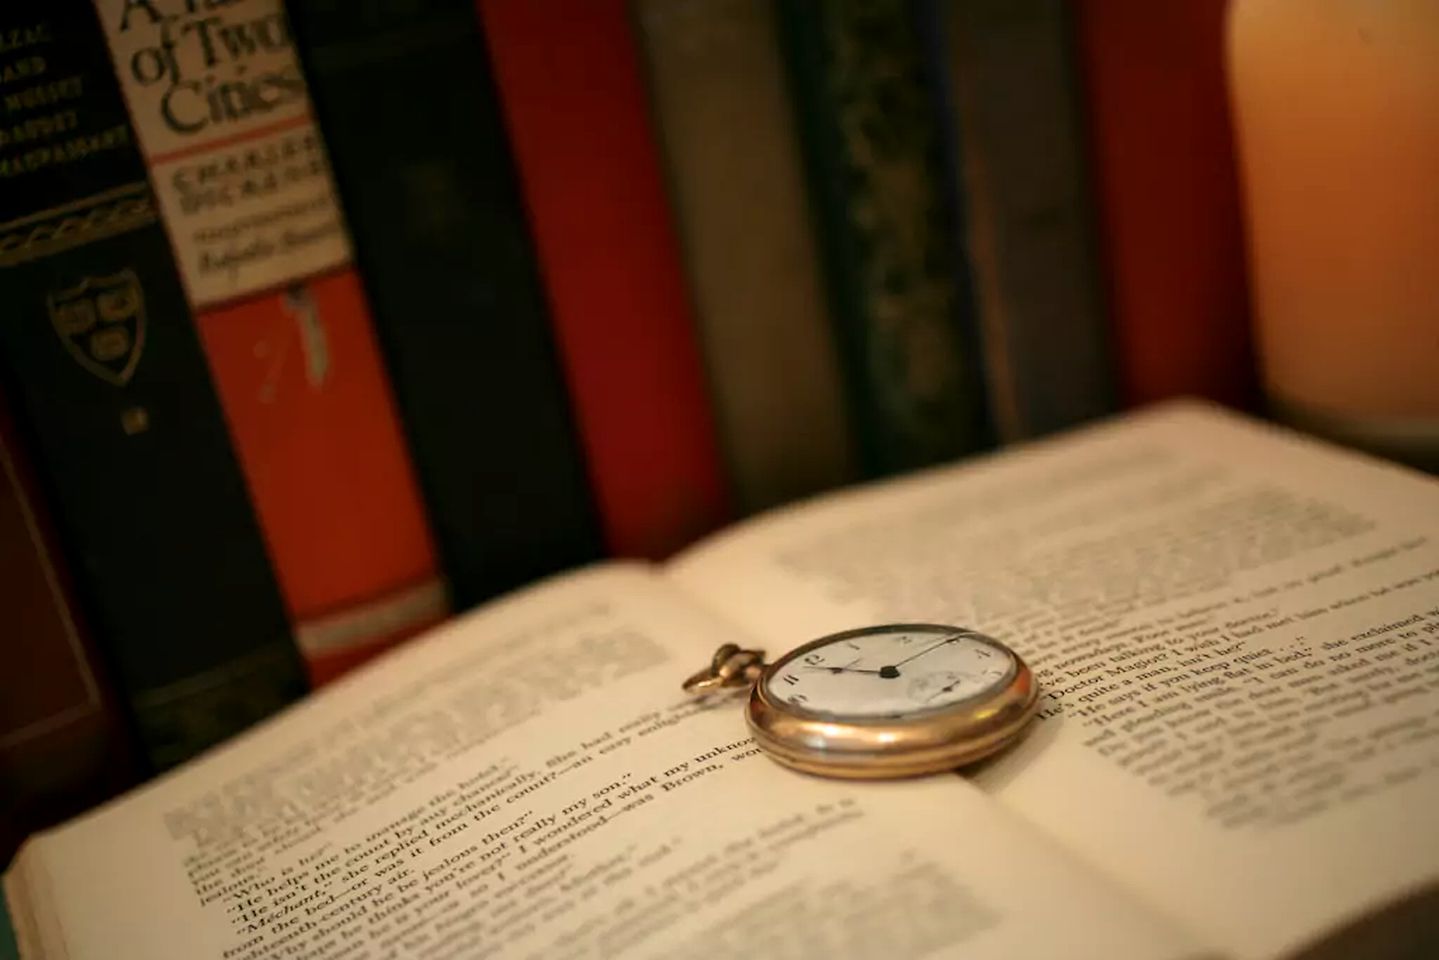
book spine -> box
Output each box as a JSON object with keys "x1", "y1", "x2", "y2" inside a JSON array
[
  {"x1": 283, "y1": 0, "x2": 604, "y2": 610},
  {"x1": 774, "y1": 0, "x2": 991, "y2": 477},
  {"x1": 91, "y1": 0, "x2": 449, "y2": 682},
  {"x1": 1073, "y1": 0, "x2": 1257, "y2": 409},
  {"x1": 912, "y1": 0, "x2": 995, "y2": 446},
  {"x1": 476, "y1": 0, "x2": 732, "y2": 559},
  {"x1": 0, "y1": 891, "x2": 14, "y2": 958},
  {"x1": 0, "y1": 396, "x2": 135, "y2": 867},
  {"x1": 0, "y1": 1, "x2": 306, "y2": 769},
  {"x1": 940, "y1": 0, "x2": 1118, "y2": 441},
  {"x1": 635, "y1": 0, "x2": 859, "y2": 514}
]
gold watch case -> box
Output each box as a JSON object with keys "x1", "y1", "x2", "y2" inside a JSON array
[{"x1": 744, "y1": 626, "x2": 1040, "y2": 779}]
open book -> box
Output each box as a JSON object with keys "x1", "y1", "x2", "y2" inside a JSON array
[{"x1": 5, "y1": 402, "x2": 1438, "y2": 959}]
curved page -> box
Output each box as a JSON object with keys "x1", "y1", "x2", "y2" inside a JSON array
[
  {"x1": 5, "y1": 565, "x2": 1194, "y2": 960},
  {"x1": 669, "y1": 401, "x2": 1439, "y2": 959}
]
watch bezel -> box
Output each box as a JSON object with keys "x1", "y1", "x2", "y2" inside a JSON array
[{"x1": 746, "y1": 624, "x2": 1040, "y2": 779}]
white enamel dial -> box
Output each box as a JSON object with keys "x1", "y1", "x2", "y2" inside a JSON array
[{"x1": 761, "y1": 625, "x2": 1016, "y2": 719}]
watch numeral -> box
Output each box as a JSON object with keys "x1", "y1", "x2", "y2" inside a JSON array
[
  {"x1": 781, "y1": 674, "x2": 800, "y2": 686},
  {"x1": 789, "y1": 693, "x2": 809, "y2": 705},
  {"x1": 802, "y1": 653, "x2": 825, "y2": 666}
]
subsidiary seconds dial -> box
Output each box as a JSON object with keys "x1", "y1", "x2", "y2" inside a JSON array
[{"x1": 763, "y1": 624, "x2": 1016, "y2": 719}]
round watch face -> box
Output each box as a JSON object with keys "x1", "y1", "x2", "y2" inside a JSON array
[{"x1": 761, "y1": 624, "x2": 1017, "y2": 720}]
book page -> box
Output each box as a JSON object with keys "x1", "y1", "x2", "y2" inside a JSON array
[
  {"x1": 668, "y1": 402, "x2": 1439, "y2": 960},
  {"x1": 5, "y1": 565, "x2": 1198, "y2": 960}
]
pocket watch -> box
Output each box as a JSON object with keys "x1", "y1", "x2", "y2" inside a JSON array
[{"x1": 683, "y1": 624, "x2": 1039, "y2": 779}]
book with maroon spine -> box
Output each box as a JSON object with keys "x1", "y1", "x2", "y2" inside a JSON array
[
  {"x1": 283, "y1": 0, "x2": 604, "y2": 610},
  {"x1": 0, "y1": 394, "x2": 135, "y2": 869},
  {"x1": 93, "y1": 0, "x2": 450, "y2": 683},
  {"x1": 476, "y1": 0, "x2": 731, "y2": 559},
  {"x1": 0, "y1": 0, "x2": 307, "y2": 769}
]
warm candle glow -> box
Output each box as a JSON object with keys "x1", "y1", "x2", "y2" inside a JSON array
[{"x1": 1227, "y1": 0, "x2": 1439, "y2": 459}]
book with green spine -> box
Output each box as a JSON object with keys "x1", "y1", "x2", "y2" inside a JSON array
[{"x1": 775, "y1": 0, "x2": 991, "y2": 478}]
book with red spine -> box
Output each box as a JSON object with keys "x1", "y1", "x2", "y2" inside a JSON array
[
  {"x1": 93, "y1": 0, "x2": 449, "y2": 683},
  {"x1": 1074, "y1": 0, "x2": 1258, "y2": 409},
  {"x1": 476, "y1": 0, "x2": 731, "y2": 558}
]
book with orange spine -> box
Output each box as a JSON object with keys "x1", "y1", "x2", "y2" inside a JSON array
[
  {"x1": 477, "y1": 0, "x2": 732, "y2": 559},
  {"x1": 93, "y1": 0, "x2": 448, "y2": 683}
]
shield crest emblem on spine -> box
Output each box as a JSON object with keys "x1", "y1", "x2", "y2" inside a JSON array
[{"x1": 48, "y1": 269, "x2": 147, "y2": 386}]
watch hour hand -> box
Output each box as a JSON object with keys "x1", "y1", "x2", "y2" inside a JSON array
[{"x1": 803, "y1": 663, "x2": 882, "y2": 676}]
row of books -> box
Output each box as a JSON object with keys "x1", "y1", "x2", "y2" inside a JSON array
[{"x1": 0, "y1": 0, "x2": 1254, "y2": 862}]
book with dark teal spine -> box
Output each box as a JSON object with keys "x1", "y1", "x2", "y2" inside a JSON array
[
  {"x1": 284, "y1": 0, "x2": 603, "y2": 608},
  {"x1": 775, "y1": 0, "x2": 992, "y2": 478},
  {"x1": 0, "y1": 1, "x2": 306, "y2": 770},
  {"x1": 912, "y1": 0, "x2": 995, "y2": 445},
  {"x1": 0, "y1": 893, "x2": 14, "y2": 960}
]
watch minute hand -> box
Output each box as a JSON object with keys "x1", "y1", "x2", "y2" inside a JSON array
[{"x1": 893, "y1": 633, "x2": 962, "y2": 668}]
